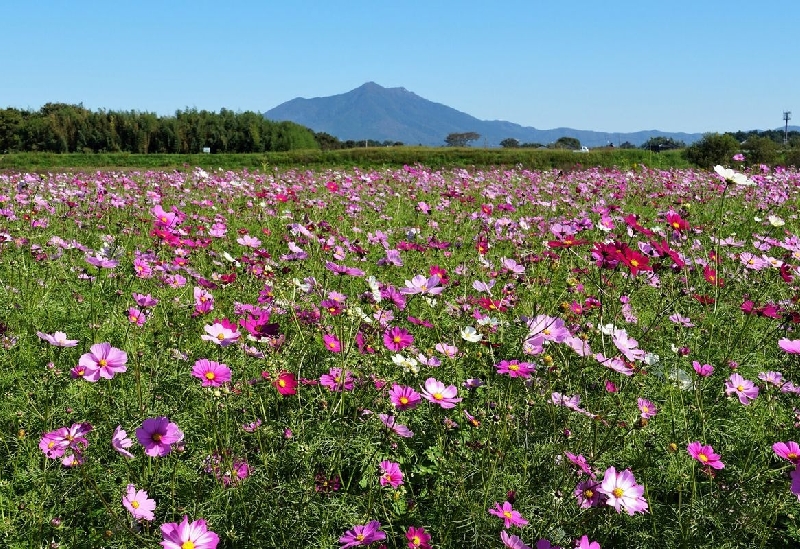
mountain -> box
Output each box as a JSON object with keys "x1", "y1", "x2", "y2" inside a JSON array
[{"x1": 264, "y1": 82, "x2": 704, "y2": 148}]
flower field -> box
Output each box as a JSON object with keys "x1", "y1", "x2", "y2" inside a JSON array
[{"x1": 2, "y1": 162, "x2": 800, "y2": 548}]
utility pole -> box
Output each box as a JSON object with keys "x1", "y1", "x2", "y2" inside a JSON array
[{"x1": 784, "y1": 111, "x2": 792, "y2": 145}]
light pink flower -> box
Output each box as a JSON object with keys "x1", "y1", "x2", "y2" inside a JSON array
[
  {"x1": 123, "y1": 484, "x2": 156, "y2": 521},
  {"x1": 379, "y1": 460, "x2": 404, "y2": 488},
  {"x1": 724, "y1": 373, "x2": 758, "y2": 405},
  {"x1": 160, "y1": 516, "x2": 219, "y2": 549},
  {"x1": 420, "y1": 377, "x2": 462, "y2": 409},
  {"x1": 37, "y1": 331, "x2": 79, "y2": 347},
  {"x1": 597, "y1": 466, "x2": 648, "y2": 515},
  {"x1": 78, "y1": 342, "x2": 128, "y2": 382},
  {"x1": 112, "y1": 425, "x2": 135, "y2": 459},
  {"x1": 687, "y1": 441, "x2": 725, "y2": 469}
]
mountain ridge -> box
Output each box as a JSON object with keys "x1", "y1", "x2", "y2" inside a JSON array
[{"x1": 264, "y1": 82, "x2": 728, "y2": 147}]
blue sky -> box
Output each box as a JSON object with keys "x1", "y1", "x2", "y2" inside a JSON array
[{"x1": 2, "y1": 1, "x2": 797, "y2": 133}]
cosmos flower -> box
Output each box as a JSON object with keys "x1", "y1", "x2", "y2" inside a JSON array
[
  {"x1": 136, "y1": 417, "x2": 184, "y2": 457},
  {"x1": 724, "y1": 373, "x2": 759, "y2": 405},
  {"x1": 489, "y1": 501, "x2": 528, "y2": 528},
  {"x1": 78, "y1": 342, "x2": 128, "y2": 382},
  {"x1": 191, "y1": 359, "x2": 231, "y2": 387},
  {"x1": 339, "y1": 521, "x2": 386, "y2": 549},
  {"x1": 379, "y1": 460, "x2": 404, "y2": 488},
  {"x1": 687, "y1": 441, "x2": 725, "y2": 469},
  {"x1": 160, "y1": 516, "x2": 219, "y2": 549},
  {"x1": 596, "y1": 466, "x2": 648, "y2": 515},
  {"x1": 123, "y1": 484, "x2": 156, "y2": 521},
  {"x1": 36, "y1": 331, "x2": 79, "y2": 347},
  {"x1": 389, "y1": 384, "x2": 422, "y2": 411},
  {"x1": 112, "y1": 425, "x2": 135, "y2": 459},
  {"x1": 420, "y1": 377, "x2": 462, "y2": 409}
]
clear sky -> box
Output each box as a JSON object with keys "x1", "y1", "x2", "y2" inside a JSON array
[{"x1": 2, "y1": 1, "x2": 797, "y2": 133}]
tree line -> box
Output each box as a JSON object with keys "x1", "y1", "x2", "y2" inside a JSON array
[{"x1": 0, "y1": 103, "x2": 320, "y2": 154}]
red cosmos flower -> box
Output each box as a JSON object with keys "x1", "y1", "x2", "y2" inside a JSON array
[
  {"x1": 623, "y1": 214, "x2": 655, "y2": 237},
  {"x1": 273, "y1": 370, "x2": 298, "y2": 396},
  {"x1": 693, "y1": 294, "x2": 715, "y2": 305},
  {"x1": 781, "y1": 263, "x2": 795, "y2": 284},
  {"x1": 547, "y1": 237, "x2": 589, "y2": 249},
  {"x1": 666, "y1": 212, "x2": 689, "y2": 231},
  {"x1": 652, "y1": 240, "x2": 686, "y2": 268},
  {"x1": 476, "y1": 238, "x2": 490, "y2": 255},
  {"x1": 703, "y1": 265, "x2": 724, "y2": 287},
  {"x1": 477, "y1": 297, "x2": 508, "y2": 312},
  {"x1": 620, "y1": 248, "x2": 652, "y2": 276}
]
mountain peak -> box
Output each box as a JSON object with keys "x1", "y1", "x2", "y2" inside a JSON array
[{"x1": 264, "y1": 84, "x2": 703, "y2": 147}]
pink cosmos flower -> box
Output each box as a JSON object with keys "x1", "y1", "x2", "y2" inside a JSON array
[
  {"x1": 724, "y1": 373, "x2": 759, "y2": 405},
  {"x1": 127, "y1": 307, "x2": 147, "y2": 326},
  {"x1": 687, "y1": 441, "x2": 725, "y2": 469},
  {"x1": 611, "y1": 329, "x2": 645, "y2": 362},
  {"x1": 123, "y1": 484, "x2": 156, "y2": 521},
  {"x1": 378, "y1": 414, "x2": 414, "y2": 437},
  {"x1": 339, "y1": 520, "x2": 386, "y2": 548},
  {"x1": 191, "y1": 359, "x2": 231, "y2": 387},
  {"x1": 406, "y1": 526, "x2": 432, "y2": 549},
  {"x1": 399, "y1": 274, "x2": 443, "y2": 296},
  {"x1": 201, "y1": 322, "x2": 240, "y2": 347},
  {"x1": 78, "y1": 342, "x2": 128, "y2": 382},
  {"x1": 597, "y1": 466, "x2": 648, "y2": 515},
  {"x1": 637, "y1": 398, "x2": 658, "y2": 419},
  {"x1": 136, "y1": 417, "x2": 184, "y2": 457},
  {"x1": 322, "y1": 333, "x2": 342, "y2": 353},
  {"x1": 574, "y1": 479, "x2": 603, "y2": 508},
  {"x1": 36, "y1": 331, "x2": 79, "y2": 347},
  {"x1": 39, "y1": 422, "x2": 92, "y2": 463},
  {"x1": 379, "y1": 460, "x2": 404, "y2": 488},
  {"x1": 565, "y1": 452, "x2": 595, "y2": 478},
  {"x1": 389, "y1": 384, "x2": 422, "y2": 411},
  {"x1": 133, "y1": 292, "x2": 158, "y2": 307},
  {"x1": 320, "y1": 368, "x2": 354, "y2": 392},
  {"x1": 692, "y1": 361, "x2": 714, "y2": 377},
  {"x1": 421, "y1": 377, "x2": 462, "y2": 409},
  {"x1": 576, "y1": 535, "x2": 601, "y2": 549},
  {"x1": 526, "y1": 315, "x2": 569, "y2": 342},
  {"x1": 779, "y1": 338, "x2": 800, "y2": 354},
  {"x1": 112, "y1": 425, "x2": 135, "y2": 459},
  {"x1": 160, "y1": 516, "x2": 219, "y2": 549},
  {"x1": 383, "y1": 326, "x2": 414, "y2": 351},
  {"x1": 500, "y1": 530, "x2": 531, "y2": 549},
  {"x1": 791, "y1": 466, "x2": 800, "y2": 501},
  {"x1": 489, "y1": 501, "x2": 528, "y2": 528},
  {"x1": 773, "y1": 441, "x2": 800, "y2": 464},
  {"x1": 496, "y1": 359, "x2": 536, "y2": 379}
]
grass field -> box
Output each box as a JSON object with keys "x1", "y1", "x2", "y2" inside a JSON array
[{"x1": 2, "y1": 163, "x2": 800, "y2": 548}]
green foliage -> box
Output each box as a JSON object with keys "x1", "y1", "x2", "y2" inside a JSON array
[
  {"x1": 742, "y1": 135, "x2": 779, "y2": 166},
  {"x1": 552, "y1": 136, "x2": 581, "y2": 150},
  {"x1": 499, "y1": 138, "x2": 520, "y2": 148},
  {"x1": 684, "y1": 133, "x2": 740, "y2": 168},
  {"x1": 640, "y1": 136, "x2": 685, "y2": 151},
  {"x1": 0, "y1": 104, "x2": 320, "y2": 154},
  {"x1": 444, "y1": 132, "x2": 481, "y2": 147}
]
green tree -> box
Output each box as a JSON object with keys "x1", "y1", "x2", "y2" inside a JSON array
[
  {"x1": 444, "y1": 132, "x2": 480, "y2": 147},
  {"x1": 742, "y1": 136, "x2": 779, "y2": 166},
  {"x1": 500, "y1": 138, "x2": 520, "y2": 148},
  {"x1": 552, "y1": 136, "x2": 580, "y2": 150},
  {"x1": 684, "y1": 133, "x2": 740, "y2": 169},
  {"x1": 641, "y1": 136, "x2": 685, "y2": 151}
]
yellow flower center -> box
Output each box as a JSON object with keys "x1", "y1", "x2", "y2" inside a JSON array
[
  {"x1": 217, "y1": 333, "x2": 225, "y2": 340},
  {"x1": 612, "y1": 487, "x2": 624, "y2": 498},
  {"x1": 205, "y1": 372, "x2": 216, "y2": 380},
  {"x1": 789, "y1": 452, "x2": 798, "y2": 460},
  {"x1": 399, "y1": 396, "x2": 409, "y2": 404},
  {"x1": 278, "y1": 379, "x2": 286, "y2": 387},
  {"x1": 411, "y1": 535, "x2": 421, "y2": 545},
  {"x1": 584, "y1": 489, "x2": 594, "y2": 498},
  {"x1": 130, "y1": 500, "x2": 140, "y2": 509},
  {"x1": 356, "y1": 534, "x2": 365, "y2": 542},
  {"x1": 152, "y1": 433, "x2": 162, "y2": 442},
  {"x1": 737, "y1": 385, "x2": 744, "y2": 392},
  {"x1": 394, "y1": 336, "x2": 401, "y2": 343},
  {"x1": 182, "y1": 542, "x2": 195, "y2": 549},
  {"x1": 99, "y1": 359, "x2": 108, "y2": 367},
  {"x1": 433, "y1": 392, "x2": 443, "y2": 401},
  {"x1": 699, "y1": 453, "x2": 708, "y2": 463},
  {"x1": 503, "y1": 511, "x2": 513, "y2": 519},
  {"x1": 630, "y1": 259, "x2": 640, "y2": 267},
  {"x1": 508, "y1": 364, "x2": 519, "y2": 371}
]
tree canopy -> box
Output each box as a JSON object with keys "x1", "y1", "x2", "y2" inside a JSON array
[{"x1": 444, "y1": 132, "x2": 480, "y2": 147}]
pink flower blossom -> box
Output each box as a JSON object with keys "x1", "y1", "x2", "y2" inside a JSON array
[
  {"x1": 383, "y1": 326, "x2": 414, "y2": 351},
  {"x1": 576, "y1": 535, "x2": 601, "y2": 549},
  {"x1": 692, "y1": 361, "x2": 714, "y2": 377},
  {"x1": 687, "y1": 441, "x2": 725, "y2": 469},
  {"x1": 112, "y1": 425, "x2": 135, "y2": 459},
  {"x1": 725, "y1": 373, "x2": 759, "y2": 405},
  {"x1": 36, "y1": 331, "x2": 79, "y2": 347},
  {"x1": 160, "y1": 516, "x2": 219, "y2": 549},
  {"x1": 136, "y1": 417, "x2": 184, "y2": 457},
  {"x1": 378, "y1": 414, "x2": 414, "y2": 437},
  {"x1": 496, "y1": 359, "x2": 536, "y2": 379},
  {"x1": 489, "y1": 500, "x2": 528, "y2": 528},
  {"x1": 779, "y1": 338, "x2": 800, "y2": 354},
  {"x1": 322, "y1": 333, "x2": 342, "y2": 353},
  {"x1": 201, "y1": 322, "x2": 240, "y2": 347},
  {"x1": 637, "y1": 398, "x2": 658, "y2": 419},
  {"x1": 500, "y1": 530, "x2": 531, "y2": 549},
  {"x1": 320, "y1": 368, "x2": 354, "y2": 392},
  {"x1": 597, "y1": 466, "x2": 648, "y2": 515},
  {"x1": 420, "y1": 377, "x2": 462, "y2": 409},
  {"x1": 123, "y1": 484, "x2": 156, "y2": 521},
  {"x1": 379, "y1": 460, "x2": 404, "y2": 488},
  {"x1": 773, "y1": 441, "x2": 800, "y2": 464},
  {"x1": 406, "y1": 526, "x2": 432, "y2": 549},
  {"x1": 191, "y1": 359, "x2": 231, "y2": 387},
  {"x1": 339, "y1": 520, "x2": 386, "y2": 548},
  {"x1": 78, "y1": 342, "x2": 128, "y2": 382},
  {"x1": 389, "y1": 384, "x2": 421, "y2": 411}
]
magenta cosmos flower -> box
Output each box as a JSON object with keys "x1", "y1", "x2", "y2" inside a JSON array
[
  {"x1": 320, "y1": 368, "x2": 354, "y2": 392},
  {"x1": 773, "y1": 441, "x2": 800, "y2": 464},
  {"x1": 489, "y1": 501, "x2": 529, "y2": 528},
  {"x1": 596, "y1": 466, "x2": 648, "y2": 515},
  {"x1": 637, "y1": 398, "x2": 658, "y2": 419},
  {"x1": 421, "y1": 377, "x2": 462, "y2": 409},
  {"x1": 123, "y1": 484, "x2": 156, "y2": 521},
  {"x1": 379, "y1": 460, "x2": 404, "y2": 488},
  {"x1": 378, "y1": 414, "x2": 414, "y2": 437},
  {"x1": 779, "y1": 338, "x2": 800, "y2": 354},
  {"x1": 339, "y1": 520, "x2": 386, "y2": 548},
  {"x1": 724, "y1": 373, "x2": 759, "y2": 405},
  {"x1": 322, "y1": 333, "x2": 342, "y2": 353},
  {"x1": 191, "y1": 359, "x2": 231, "y2": 387},
  {"x1": 383, "y1": 326, "x2": 414, "y2": 351},
  {"x1": 389, "y1": 384, "x2": 421, "y2": 411},
  {"x1": 77, "y1": 342, "x2": 127, "y2": 382},
  {"x1": 406, "y1": 526, "x2": 432, "y2": 549},
  {"x1": 160, "y1": 516, "x2": 219, "y2": 549},
  {"x1": 136, "y1": 417, "x2": 184, "y2": 457},
  {"x1": 687, "y1": 441, "x2": 725, "y2": 469},
  {"x1": 496, "y1": 359, "x2": 535, "y2": 379},
  {"x1": 500, "y1": 530, "x2": 531, "y2": 549},
  {"x1": 37, "y1": 331, "x2": 79, "y2": 347},
  {"x1": 576, "y1": 535, "x2": 601, "y2": 549}
]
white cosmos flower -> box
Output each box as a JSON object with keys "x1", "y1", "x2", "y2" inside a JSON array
[
  {"x1": 714, "y1": 165, "x2": 754, "y2": 186},
  {"x1": 391, "y1": 354, "x2": 419, "y2": 374},
  {"x1": 460, "y1": 326, "x2": 483, "y2": 343},
  {"x1": 768, "y1": 215, "x2": 785, "y2": 227}
]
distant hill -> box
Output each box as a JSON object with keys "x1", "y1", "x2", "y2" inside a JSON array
[{"x1": 264, "y1": 82, "x2": 705, "y2": 148}]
